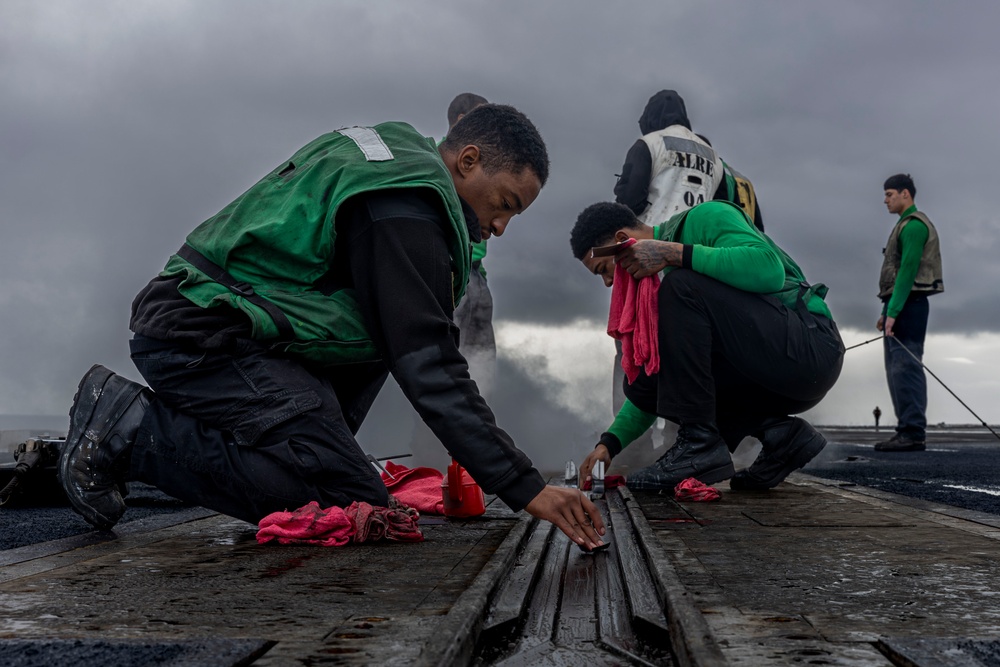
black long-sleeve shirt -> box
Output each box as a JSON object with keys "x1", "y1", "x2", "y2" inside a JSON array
[
  {"x1": 130, "y1": 189, "x2": 546, "y2": 510},
  {"x1": 613, "y1": 139, "x2": 655, "y2": 215}
]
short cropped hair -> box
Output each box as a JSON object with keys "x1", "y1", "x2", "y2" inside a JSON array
[
  {"x1": 883, "y1": 173, "x2": 916, "y2": 198},
  {"x1": 447, "y1": 93, "x2": 488, "y2": 128},
  {"x1": 441, "y1": 104, "x2": 550, "y2": 186},
  {"x1": 570, "y1": 202, "x2": 643, "y2": 259}
]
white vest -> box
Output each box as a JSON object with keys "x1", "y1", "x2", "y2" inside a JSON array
[{"x1": 638, "y1": 126, "x2": 723, "y2": 225}]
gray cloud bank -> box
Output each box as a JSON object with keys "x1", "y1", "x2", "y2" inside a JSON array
[{"x1": 2, "y1": 1, "x2": 999, "y2": 417}]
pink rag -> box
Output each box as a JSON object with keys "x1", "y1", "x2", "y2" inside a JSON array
[
  {"x1": 256, "y1": 500, "x2": 354, "y2": 547},
  {"x1": 673, "y1": 477, "x2": 721, "y2": 502},
  {"x1": 607, "y1": 244, "x2": 660, "y2": 384},
  {"x1": 255, "y1": 496, "x2": 424, "y2": 546},
  {"x1": 380, "y1": 461, "x2": 446, "y2": 515}
]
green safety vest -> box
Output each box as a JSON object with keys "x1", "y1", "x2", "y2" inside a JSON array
[{"x1": 161, "y1": 122, "x2": 471, "y2": 366}]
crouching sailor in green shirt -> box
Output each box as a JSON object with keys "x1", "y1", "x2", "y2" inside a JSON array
[
  {"x1": 570, "y1": 200, "x2": 844, "y2": 491},
  {"x1": 59, "y1": 104, "x2": 606, "y2": 550}
]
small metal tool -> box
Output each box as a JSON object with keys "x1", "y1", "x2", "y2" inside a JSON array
[
  {"x1": 366, "y1": 453, "x2": 413, "y2": 481},
  {"x1": 579, "y1": 539, "x2": 612, "y2": 554},
  {"x1": 564, "y1": 460, "x2": 577, "y2": 487},
  {"x1": 375, "y1": 453, "x2": 412, "y2": 461},
  {"x1": 367, "y1": 454, "x2": 395, "y2": 480},
  {"x1": 591, "y1": 460, "x2": 605, "y2": 499}
]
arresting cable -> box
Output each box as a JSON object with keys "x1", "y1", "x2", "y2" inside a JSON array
[{"x1": 847, "y1": 334, "x2": 1000, "y2": 442}]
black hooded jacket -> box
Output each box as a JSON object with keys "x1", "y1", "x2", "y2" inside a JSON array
[
  {"x1": 638, "y1": 89, "x2": 690, "y2": 135},
  {"x1": 614, "y1": 90, "x2": 693, "y2": 214}
]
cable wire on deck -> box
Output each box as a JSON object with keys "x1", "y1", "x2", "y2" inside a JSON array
[{"x1": 846, "y1": 334, "x2": 1000, "y2": 442}]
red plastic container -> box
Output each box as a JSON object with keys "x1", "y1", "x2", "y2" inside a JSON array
[{"x1": 441, "y1": 459, "x2": 486, "y2": 518}]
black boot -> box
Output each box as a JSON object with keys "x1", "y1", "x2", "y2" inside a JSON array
[
  {"x1": 730, "y1": 417, "x2": 826, "y2": 491},
  {"x1": 874, "y1": 433, "x2": 925, "y2": 452},
  {"x1": 626, "y1": 423, "x2": 734, "y2": 492},
  {"x1": 58, "y1": 365, "x2": 152, "y2": 530}
]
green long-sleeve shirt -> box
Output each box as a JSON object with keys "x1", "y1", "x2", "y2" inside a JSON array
[
  {"x1": 655, "y1": 203, "x2": 785, "y2": 292},
  {"x1": 604, "y1": 201, "x2": 832, "y2": 452},
  {"x1": 883, "y1": 204, "x2": 929, "y2": 319}
]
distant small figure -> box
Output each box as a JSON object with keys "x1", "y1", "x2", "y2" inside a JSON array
[{"x1": 873, "y1": 406, "x2": 882, "y2": 431}]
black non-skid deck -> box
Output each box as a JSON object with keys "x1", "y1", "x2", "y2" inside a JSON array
[
  {"x1": 6, "y1": 455, "x2": 1000, "y2": 666},
  {"x1": 0, "y1": 485, "x2": 697, "y2": 667}
]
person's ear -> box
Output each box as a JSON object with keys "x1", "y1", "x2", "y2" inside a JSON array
[
  {"x1": 456, "y1": 145, "x2": 481, "y2": 178},
  {"x1": 614, "y1": 230, "x2": 632, "y2": 243}
]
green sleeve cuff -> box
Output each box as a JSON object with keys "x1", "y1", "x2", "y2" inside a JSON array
[{"x1": 607, "y1": 398, "x2": 658, "y2": 451}]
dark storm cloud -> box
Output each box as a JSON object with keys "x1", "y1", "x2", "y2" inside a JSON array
[{"x1": 2, "y1": 0, "x2": 999, "y2": 416}]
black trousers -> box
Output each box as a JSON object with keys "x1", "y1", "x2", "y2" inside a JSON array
[
  {"x1": 623, "y1": 270, "x2": 845, "y2": 450},
  {"x1": 128, "y1": 335, "x2": 391, "y2": 524}
]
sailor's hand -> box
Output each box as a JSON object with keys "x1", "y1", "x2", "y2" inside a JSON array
[
  {"x1": 579, "y1": 444, "x2": 611, "y2": 489},
  {"x1": 883, "y1": 316, "x2": 896, "y2": 337},
  {"x1": 876, "y1": 315, "x2": 885, "y2": 332},
  {"x1": 614, "y1": 240, "x2": 681, "y2": 278},
  {"x1": 525, "y1": 485, "x2": 606, "y2": 550}
]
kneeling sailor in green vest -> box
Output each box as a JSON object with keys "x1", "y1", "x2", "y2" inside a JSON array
[{"x1": 59, "y1": 104, "x2": 606, "y2": 550}]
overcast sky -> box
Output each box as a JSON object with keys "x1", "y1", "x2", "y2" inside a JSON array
[{"x1": 3, "y1": 1, "x2": 1000, "y2": 466}]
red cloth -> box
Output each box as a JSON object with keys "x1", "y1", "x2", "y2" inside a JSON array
[
  {"x1": 581, "y1": 474, "x2": 626, "y2": 491},
  {"x1": 255, "y1": 496, "x2": 424, "y2": 546},
  {"x1": 607, "y1": 243, "x2": 660, "y2": 384},
  {"x1": 256, "y1": 501, "x2": 354, "y2": 547},
  {"x1": 349, "y1": 496, "x2": 424, "y2": 543},
  {"x1": 380, "y1": 461, "x2": 446, "y2": 515},
  {"x1": 674, "y1": 477, "x2": 721, "y2": 502}
]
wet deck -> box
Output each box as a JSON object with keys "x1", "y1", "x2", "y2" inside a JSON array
[
  {"x1": 0, "y1": 500, "x2": 525, "y2": 666},
  {"x1": 3, "y1": 432, "x2": 1000, "y2": 665}
]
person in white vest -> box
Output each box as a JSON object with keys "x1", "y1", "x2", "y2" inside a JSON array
[{"x1": 613, "y1": 90, "x2": 724, "y2": 225}]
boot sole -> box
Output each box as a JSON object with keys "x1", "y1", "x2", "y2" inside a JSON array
[
  {"x1": 59, "y1": 365, "x2": 120, "y2": 531},
  {"x1": 627, "y1": 461, "x2": 735, "y2": 492},
  {"x1": 695, "y1": 461, "x2": 737, "y2": 486},
  {"x1": 734, "y1": 427, "x2": 827, "y2": 491}
]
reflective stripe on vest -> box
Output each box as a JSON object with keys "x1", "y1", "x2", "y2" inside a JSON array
[{"x1": 336, "y1": 126, "x2": 394, "y2": 162}]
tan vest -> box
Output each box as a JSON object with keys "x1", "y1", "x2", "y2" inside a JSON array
[{"x1": 878, "y1": 211, "x2": 944, "y2": 299}]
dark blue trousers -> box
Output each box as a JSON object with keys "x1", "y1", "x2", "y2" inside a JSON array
[
  {"x1": 127, "y1": 335, "x2": 390, "y2": 524},
  {"x1": 883, "y1": 295, "x2": 929, "y2": 440}
]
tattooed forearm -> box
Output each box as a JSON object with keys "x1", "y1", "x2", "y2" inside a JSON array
[{"x1": 620, "y1": 240, "x2": 683, "y2": 277}]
